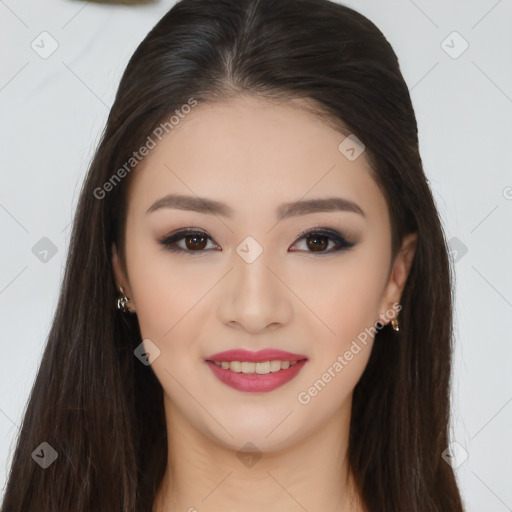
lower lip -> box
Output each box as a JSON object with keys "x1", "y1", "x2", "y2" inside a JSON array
[{"x1": 205, "y1": 360, "x2": 307, "y2": 393}]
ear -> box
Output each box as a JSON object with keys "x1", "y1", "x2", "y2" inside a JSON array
[
  {"x1": 377, "y1": 232, "x2": 417, "y2": 324},
  {"x1": 112, "y1": 242, "x2": 135, "y2": 311}
]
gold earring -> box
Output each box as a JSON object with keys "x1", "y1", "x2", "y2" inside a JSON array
[
  {"x1": 391, "y1": 318, "x2": 399, "y2": 332},
  {"x1": 116, "y1": 286, "x2": 135, "y2": 313}
]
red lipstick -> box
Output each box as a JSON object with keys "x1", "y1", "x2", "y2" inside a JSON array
[
  {"x1": 206, "y1": 348, "x2": 307, "y2": 363},
  {"x1": 205, "y1": 349, "x2": 308, "y2": 393}
]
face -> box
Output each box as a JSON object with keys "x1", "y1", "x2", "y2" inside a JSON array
[{"x1": 112, "y1": 95, "x2": 416, "y2": 453}]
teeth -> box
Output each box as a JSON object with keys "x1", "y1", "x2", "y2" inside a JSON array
[{"x1": 212, "y1": 360, "x2": 300, "y2": 374}]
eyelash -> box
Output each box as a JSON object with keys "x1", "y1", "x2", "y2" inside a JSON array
[{"x1": 158, "y1": 227, "x2": 356, "y2": 256}]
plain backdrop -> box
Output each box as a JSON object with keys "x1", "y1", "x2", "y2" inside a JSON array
[{"x1": 1, "y1": 0, "x2": 511, "y2": 510}]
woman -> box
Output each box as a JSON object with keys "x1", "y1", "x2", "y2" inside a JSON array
[{"x1": 0, "y1": 0, "x2": 465, "y2": 510}]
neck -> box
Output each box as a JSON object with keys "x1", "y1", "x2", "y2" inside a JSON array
[{"x1": 153, "y1": 394, "x2": 366, "y2": 512}]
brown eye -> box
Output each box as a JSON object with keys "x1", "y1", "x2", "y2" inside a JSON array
[
  {"x1": 159, "y1": 229, "x2": 218, "y2": 254},
  {"x1": 290, "y1": 228, "x2": 356, "y2": 255},
  {"x1": 184, "y1": 233, "x2": 208, "y2": 250},
  {"x1": 304, "y1": 233, "x2": 330, "y2": 252}
]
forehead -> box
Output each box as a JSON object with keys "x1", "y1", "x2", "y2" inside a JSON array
[{"x1": 125, "y1": 95, "x2": 388, "y2": 224}]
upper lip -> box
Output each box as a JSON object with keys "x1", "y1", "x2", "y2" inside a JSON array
[{"x1": 206, "y1": 349, "x2": 308, "y2": 363}]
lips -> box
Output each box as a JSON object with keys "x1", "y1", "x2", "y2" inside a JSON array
[
  {"x1": 205, "y1": 348, "x2": 308, "y2": 363},
  {"x1": 205, "y1": 348, "x2": 308, "y2": 393}
]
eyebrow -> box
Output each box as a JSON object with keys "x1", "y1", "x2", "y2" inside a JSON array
[{"x1": 145, "y1": 193, "x2": 365, "y2": 219}]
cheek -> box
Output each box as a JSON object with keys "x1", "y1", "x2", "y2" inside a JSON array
[
  {"x1": 126, "y1": 235, "x2": 207, "y2": 337},
  {"x1": 127, "y1": 247, "x2": 208, "y2": 415},
  {"x1": 292, "y1": 249, "x2": 387, "y2": 396},
  {"x1": 295, "y1": 251, "x2": 387, "y2": 342},
  {"x1": 124, "y1": 242, "x2": 213, "y2": 394},
  {"x1": 295, "y1": 280, "x2": 378, "y2": 414}
]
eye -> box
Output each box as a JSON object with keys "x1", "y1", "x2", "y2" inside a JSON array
[
  {"x1": 158, "y1": 227, "x2": 355, "y2": 255},
  {"x1": 290, "y1": 228, "x2": 356, "y2": 254},
  {"x1": 158, "y1": 229, "x2": 219, "y2": 254}
]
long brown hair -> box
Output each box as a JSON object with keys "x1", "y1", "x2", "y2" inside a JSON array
[{"x1": 1, "y1": 1, "x2": 464, "y2": 510}]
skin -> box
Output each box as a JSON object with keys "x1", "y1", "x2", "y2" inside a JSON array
[{"x1": 112, "y1": 95, "x2": 417, "y2": 512}]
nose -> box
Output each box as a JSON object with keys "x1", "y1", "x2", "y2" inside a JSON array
[{"x1": 217, "y1": 248, "x2": 294, "y2": 334}]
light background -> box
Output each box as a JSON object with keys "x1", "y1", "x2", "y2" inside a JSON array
[{"x1": 1, "y1": 0, "x2": 511, "y2": 510}]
